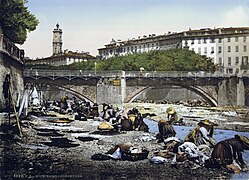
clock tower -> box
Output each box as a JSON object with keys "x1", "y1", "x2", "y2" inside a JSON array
[{"x1": 52, "y1": 23, "x2": 63, "y2": 55}]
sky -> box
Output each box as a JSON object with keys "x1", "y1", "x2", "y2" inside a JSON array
[{"x1": 18, "y1": 0, "x2": 249, "y2": 59}]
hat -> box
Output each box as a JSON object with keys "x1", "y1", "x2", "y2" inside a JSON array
[
  {"x1": 166, "y1": 107, "x2": 176, "y2": 115},
  {"x1": 235, "y1": 135, "x2": 249, "y2": 147},
  {"x1": 98, "y1": 122, "x2": 114, "y2": 131},
  {"x1": 198, "y1": 119, "x2": 217, "y2": 127}
]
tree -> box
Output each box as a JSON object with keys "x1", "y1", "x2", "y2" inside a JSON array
[
  {"x1": 0, "y1": 0, "x2": 39, "y2": 44},
  {"x1": 96, "y1": 49, "x2": 217, "y2": 72}
]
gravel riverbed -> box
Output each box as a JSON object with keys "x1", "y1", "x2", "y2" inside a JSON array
[{"x1": 1, "y1": 103, "x2": 249, "y2": 180}]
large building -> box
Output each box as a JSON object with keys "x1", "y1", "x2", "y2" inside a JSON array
[
  {"x1": 25, "y1": 24, "x2": 96, "y2": 67},
  {"x1": 98, "y1": 27, "x2": 249, "y2": 74}
]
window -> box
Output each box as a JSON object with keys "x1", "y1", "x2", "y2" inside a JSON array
[
  {"x1": 228, "y1": 57, "x2": 231, "y2": 66},
  {"x1": 219, "y1": 57, "x2": 222, "y2": 65},
  {"x1": 211, "y1": 47, "x2": 214, "y2": 53},
  {"x1": 210, "y1": 38, "x2": 215, "y2": 43},
  {"x1": 244, "y1": 45, "x2": 247, "y2": 52},
  {"x1": 218, "y1": 38, "x2": 222, "y2": 43},
  {"x1": 198, "y1": 39, "x2": 201, "y2": 44},
  {"x1": 242, "y1": 56, "x2": 249, "y2": 65},
  {"x1": 235, "y1": 37, "x2": 239, "y2": 42},
  {"x1": 235, "y1": 57, "x2": 239, "y2": 65},
  {"x1": 218, "y1": 46, "x2": 222, "y2": 53},
  {"x1": 227, "y1": 68, "x2": 233, "y2": 74},
  {"x1": 203, "y1": 39, "x2": 207, "y2": 43},
  {"x1": 235, "y1": 46, "x2": 239, "y2": 52},
  {"x1": 228, "y1": 46, "x2": 231, "y2": 52},
  {"x1": 243, "y1": 36, "x2": 247, "y2": 42},
  {"x1": 204, "y1": 47, "x2": 207, "y2": 54},
  {"x1": 191, "y1": 40, "x2": 194, "y2": 44},
  {"x1": 227, "y1": 37, "x2": 231, "y2": 42},
  {"x1": 198, "y1": 47, "x2": 201, "y2": 54}
]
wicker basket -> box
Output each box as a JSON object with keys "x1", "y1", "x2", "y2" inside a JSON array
[{"x1": 122, "y1": 150, "x2": 149, "y2": 161}]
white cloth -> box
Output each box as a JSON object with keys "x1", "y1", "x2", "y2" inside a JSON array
[
  {"x1": 150, "y1": 156, "x2": 168, "y2": 164},
  {"x1": 164, "y1": 137, "x2": 181, "y2": 144},
  {"x1": 171, "y1": 142, "x2": 209, "y2": 165},
  {"x1": 197, "y1": 127, "x2": 216, "y2": 146},
  {"x1": 108, "y1": 147, "x2": 122, "y2": 159}
]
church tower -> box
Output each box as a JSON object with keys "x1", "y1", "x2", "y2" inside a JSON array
[{"x1": 52, "y1": 23, "x2": 63, "y2": 55}]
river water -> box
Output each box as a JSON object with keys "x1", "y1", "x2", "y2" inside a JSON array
[
  {"x1": 115, "y1": 102, "x2": 249, "y2": 179},
  {"x1": 144, "y1": 119, "x2": 249, "y2": 179}
]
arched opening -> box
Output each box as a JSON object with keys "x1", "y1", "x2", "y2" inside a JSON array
[{"x1": 127, "y1": 85, "x2": 217, "y2": 107}]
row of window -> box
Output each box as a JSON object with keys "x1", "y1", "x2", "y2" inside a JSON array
[
  {"x1": 194, "y1": 47, "x2": 215, "y2": 54},
  {"x1": 184, "y1": 36, "x2": 247, "y2": 45},
  {"x1": 218, "y1": 45, "x2": 247, "y2": 53},
  {"x1": 101, "y1": 43, "x2": 159, "y2": 55},
  {"x1": 218, "y1": 56, "x2": 248, "y2": 66}
]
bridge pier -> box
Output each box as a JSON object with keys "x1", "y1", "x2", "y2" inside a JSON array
[
  {"x1": 217, "y1": 77, "x2": 246, "y2": 106},
  {"x1": 96, "y1": 71, "x2": 126, "y2": 104},
  {"x1": 237, "y1": 78, "x2": 245, "y2": 106}
]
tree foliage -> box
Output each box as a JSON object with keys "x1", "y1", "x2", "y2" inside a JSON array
[
  {"x1": 96, "y1": 49, "x2": 216, "y2": 72},
  {"x1": 0, "y1": 0, "x2": 39, "y2": 44},
  {"x1": 27, "y1": 49, "x2": 217, "y2": 72}
]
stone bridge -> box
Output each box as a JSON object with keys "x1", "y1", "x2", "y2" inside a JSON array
[{"x1": 23, "y1": 69, "x2": 249, "y2": 107}]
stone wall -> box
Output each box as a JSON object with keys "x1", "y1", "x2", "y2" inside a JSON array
[{"x1": 0, "y1": 52, "x2": 24, "y2": 111}]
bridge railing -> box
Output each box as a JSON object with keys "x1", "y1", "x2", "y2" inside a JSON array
[
  {"x1": 23, "y1": 69, "x2": 124, "y2": 78},
  {"x1": 23, "y1": 69, "x2": 249, "y2": 78},
  {"x1": 125, "y1": 71, "x2": 229, "y2": 78}
]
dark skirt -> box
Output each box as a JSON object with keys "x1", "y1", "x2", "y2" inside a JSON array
[{"x1": 211, "y1": 141, "x2": 233, "y2": 165}]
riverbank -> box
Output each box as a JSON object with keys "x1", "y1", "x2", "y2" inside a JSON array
[
  {"x1": 1, "y1": 103, "x2": 249, "y2": 179},
  {"x1": 118, "y1": 103, "x2": 249, "y2": 132}
]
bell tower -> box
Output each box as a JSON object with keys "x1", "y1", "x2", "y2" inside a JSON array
[{"x1": 52, "y1": 23, "x2": 63, "y2": 55}]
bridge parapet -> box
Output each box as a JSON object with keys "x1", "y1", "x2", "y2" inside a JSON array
[
  {"x1": 24, "y1": 69, "x2": 249, "y2": 79},
  {"x1": 23, "y1": 69, "x2": 124, "y2": 79},
  {"x1": 125, "y1": 71, "x2": 229, "y2": 78},
  {"x1": 24, "y1": 69, "x2": 249, "y2": 78}
]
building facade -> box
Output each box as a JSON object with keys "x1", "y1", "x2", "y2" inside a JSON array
[
  {"x1": 26, "y1": 24, "x2": 96, "y2": 67},
  {"x1": 98, "y1": 27, "x2": 249, "y2": 75}
]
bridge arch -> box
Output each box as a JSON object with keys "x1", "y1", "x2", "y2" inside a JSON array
[
  {"x1": 126, "y1": 87, "x2": 151, "y2": 103},
  {"x1": 56, "y1": 85, "x2": 94, "y2": 103},
  {"x1": 126, "y1": 85, "x2": 217, "y2": 107},
  {"x1": 27, "y1": 81, "x2": 95, "y2": 104}
]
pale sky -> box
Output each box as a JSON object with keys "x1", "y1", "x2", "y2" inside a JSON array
[{"x1": 19, "y1": 0, "x2": 249, "y2": 59}]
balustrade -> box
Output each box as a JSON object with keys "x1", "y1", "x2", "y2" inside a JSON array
[{"x1": 0, "y1": 34, "x2": 24, "y2": 61}]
